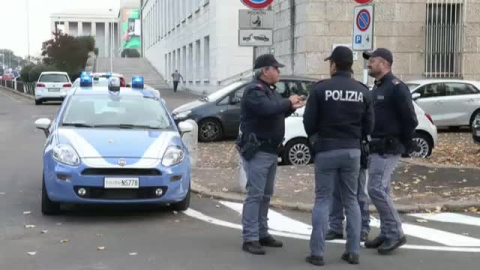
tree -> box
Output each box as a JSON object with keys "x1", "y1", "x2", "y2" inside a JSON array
[
  {"x1": 41, "y1": 31, "x2": 95, "y2": 79},
  {"x1": 20, "y1": 64, "x2": 35, "y2": 82}
]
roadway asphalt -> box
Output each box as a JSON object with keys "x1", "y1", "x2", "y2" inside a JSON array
[{"x1": 1, "y1": 87, "x2": 480, "y2": 270}]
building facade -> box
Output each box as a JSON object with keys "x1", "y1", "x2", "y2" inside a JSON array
[
  {"x1": 255, "y1": 0, "x2": 480, "y2": 84},
  {"x1": 141, "y1": 0, "x2": 254, "y2": 94},
  {"x1": 50, "y1": 11, "x2": 120, "y2": 58}
]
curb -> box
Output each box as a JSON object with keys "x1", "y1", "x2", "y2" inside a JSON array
[
  {"x1": 0, "y1": 86, "x2": 35, "y2": 100},
  {"x1": 191, "y1": 182, "x2": 480, "y2": 214}
]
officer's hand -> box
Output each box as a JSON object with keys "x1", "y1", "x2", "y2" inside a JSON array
[
  {"x1": 289, "y1": 95, "x2": 301, "y2": 106},
  {"x1": 292, "y1": 100, "x2": 306, "y2": 109}
]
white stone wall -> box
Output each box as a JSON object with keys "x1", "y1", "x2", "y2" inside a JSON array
[
  {"x1": 143, "y1": 0, "x2": 254, "y2": 95},
  {"x1": 257, "y1": 0, "x2": 480, "y2": 83}
]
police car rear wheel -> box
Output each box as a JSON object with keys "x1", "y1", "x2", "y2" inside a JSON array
[
  {"x1": 198, "y1": 119, "x2": 222, "y2": 142},
  {"x1": 283, "y1": 139, "x2": 313, "y2": 165},
  {"x1": 409, "y1": 133, "x2": 432, "y2": 158},
  {"x1": 42, "y1": 177, "x2": 61, "y2": 215}
]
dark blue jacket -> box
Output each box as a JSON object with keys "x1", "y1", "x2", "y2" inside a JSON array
[
  {"x1": 303, "y1": 71, "x2": 374, "y2": 153},
  {"x1": 240, "y1": 78, "x2": 294, "y2": 150},
  {"x1": 371, "y1": 72, "x2": 418, "y2": 150}
]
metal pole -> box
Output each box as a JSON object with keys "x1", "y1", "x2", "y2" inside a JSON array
[
  {"x1": 363, "y1": 58, "x2": 368, "y2": 85},
  {"x1": 26, "y1": 0, "x2": 31, "y2": 61}
]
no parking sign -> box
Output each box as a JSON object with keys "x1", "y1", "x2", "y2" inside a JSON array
[{"x1": 352, "y1": 5, "x2": 374, "y2": 51}]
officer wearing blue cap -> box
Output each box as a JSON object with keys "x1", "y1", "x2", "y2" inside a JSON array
[
  {"x1": 362, "y1": 48, "x2": 418, "y2": 255},
  {"x1": 237, "y1": 54, "x2": 305, "y2": 255},
  {"x1": 304, "y1": 46, "x2": 374, "y2": 266}
]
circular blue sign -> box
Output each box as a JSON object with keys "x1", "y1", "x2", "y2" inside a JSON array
[{"x1": 356, "y1": 9, "x2": 371, "y2": 32}]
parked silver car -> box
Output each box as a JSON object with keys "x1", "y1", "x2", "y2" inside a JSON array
[{"x1": 407, "y1": 79, "x2": 480, "y2": 128}]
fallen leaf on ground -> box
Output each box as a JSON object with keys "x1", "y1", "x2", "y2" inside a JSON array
[
  {"x1": 41, "y1": 230, "x2": 48, "y2": 234},
  {"x1": 27, "y1": 251, "x2": 37, "y2": 256},
  {"x1": 216, "y1": 205, "x2": 221, "y2": 208},
  {"x1": 129, "y1": 252, "x2": 138, "y2": 256},
  {"x1": 416, "y1": 219, "x2": 428, "y2": 223},
  {"x1": 23, "y1": 211, "x2": 31, "y2": 215},
  {"x1": 175, "y1": 220, "x2": 180, "y2": 223},
  {"x1": 294, "y1": 189, "x2": 302, "y2": 193},
  {"x1": 435, "y1": 206, "x2": 442, "y2": 213},
  {"x1": 60, "y1": 239, "x2": 69, "y2": 244},
  {"x1": 97, "y1": 246, "x2": 106, "y2": 251},
  {"x1": 221, "y1": 187, "x2": 229, "y2": 192},
  {"x1": 173, "y1": 211, "x2": 178, "y2": 215},
  {"x1": 25, "y1": 225, "x2": 36, "y2": 229}
]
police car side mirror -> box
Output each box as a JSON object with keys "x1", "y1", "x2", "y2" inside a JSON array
[
  {"x1": 412, "y1": 93, "x2": 421, "y2": 101},
  {"x1": 35, "y1": 118, "x2": 51, "y2": 137},
  {"x1": 178, "y1": 121, "x2": 194, "y2": 134}
]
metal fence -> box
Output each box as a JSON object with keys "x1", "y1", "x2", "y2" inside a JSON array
[
  {"x1": 425, "y1": 0, "x2": 466, "y2": 78},
  {"x1": 0, "y1": 80, "x2": 35, "y2": 96}
]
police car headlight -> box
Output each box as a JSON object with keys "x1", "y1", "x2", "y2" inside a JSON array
[
  {"x1": 161, "y1": 146, "x2": 185, "y2": 167},
  {"x1": 52, "y1": 144, "x2": 80, "y2": 166},
  {"x1": 174, "y1": 110, "x2": 191, "y2": 120}
]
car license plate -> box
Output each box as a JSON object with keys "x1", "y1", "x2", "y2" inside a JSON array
[
  {"x1": 48, "y1": 88, "x2": 60, "y2": 92},
  {"x1": 104, "y1": 178, "x2": 139, "y2": 189}
]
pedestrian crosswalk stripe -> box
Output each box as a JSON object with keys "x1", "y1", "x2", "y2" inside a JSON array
[
  {"x1": 218, "y1": 201, "x2": 480, "y2": 247},
  {"x1": 369, "y1": 216, "x2": 480, "y2": 247},
  {"x1": 183, "y1": 207, "x2": 480, "y2": 253},
  {"x1": 219, "y1": 201, "x2": 313, "y2": 236},
  {"x1": 409, "y1": 213, "x2": 480, "y2": 227}
]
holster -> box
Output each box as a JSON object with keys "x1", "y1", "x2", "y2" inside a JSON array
[
  {"x1": 360, "y1": 137, "x2": 371, "y2": 169},
  {"x1": 236, "y1": 133, "x2": 261, "y2": 161}
]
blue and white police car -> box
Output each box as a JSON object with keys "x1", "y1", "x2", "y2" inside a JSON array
[{"x1": 34, "y1": 75, "x2": 193, "y2": 215}]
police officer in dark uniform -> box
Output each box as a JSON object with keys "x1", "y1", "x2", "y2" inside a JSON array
[
  {"x1": 303, "y1": 46, "x2": 374, "y2": 266},
  {"x1": 362, "y1": 48, "x2": 418, "y2": 255},
  {"x1": 237, "y1": 54, "x2": 305, "y2": 255}
]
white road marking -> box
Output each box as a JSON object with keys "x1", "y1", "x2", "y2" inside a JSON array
[
  {"x1": 369, "y1": 216, "x2": 480, "y2": 247},
  {"x1": 183, "y1": 208, "x2": 480, "y2": 253},
  {"x1": 219, "y1": 200, "x2": 312, "y2": 235},
  {"x1": 409, "y1": 213, "x2": 480, "y2": 227}
]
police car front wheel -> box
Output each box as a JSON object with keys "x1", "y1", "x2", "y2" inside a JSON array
[{"x1": 41, "y1": 177, "x2": 61, "y2": 215}]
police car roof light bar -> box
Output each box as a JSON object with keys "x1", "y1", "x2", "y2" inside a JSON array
[
  {"x1": 79, "y1": 75, "x2": 93, "y2": 87},
  {"x1": 132, "y1": 76, "x2": 144, "y2": 89}
]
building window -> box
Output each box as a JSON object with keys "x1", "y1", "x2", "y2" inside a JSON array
[
  {"x1": 204, "y1": 36, "x2": 210, "y2": 81},
  {"x1": 188, "y1": 43, "x2": 193, "y2": 82},
  {"x1": 195, "y1": 40, "x2": 201, "y2": 83},
  {"x1": 425, "y1": 0, "x2": 464, "y2": 78}
]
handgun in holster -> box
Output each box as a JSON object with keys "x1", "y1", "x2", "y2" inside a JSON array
[
  {"x1": 360, "y1": 135, "x2": 371, "y2": 169},
  {"x1": 237, "y1": 133, "x2": 261, "y2": 161}
]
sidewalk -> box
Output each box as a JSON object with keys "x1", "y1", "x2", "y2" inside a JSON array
[{"x1": 192, "y1": 142, "x2": 480, "y2": 213}]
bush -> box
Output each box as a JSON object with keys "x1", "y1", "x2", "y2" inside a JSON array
[
  {"x1": 20, "y1": 64, "x2": 35, "y2": 83},
  {"x1": 28, "y1": 64, "x2": 57, "y2": 82}
]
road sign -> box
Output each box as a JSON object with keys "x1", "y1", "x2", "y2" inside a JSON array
[
  {"x1": 354, "y1": 0, "x2": 373, "y2": 4},
  {"x1": 239, "y1": 9, "x2": 274, "y2": 29},
  {"x1": 352, "y1": 5, "x2": 374, "y2": 51},
  {"x1": 241, "y1": 0, "x2": 274, "y2": 10},
  {"x1": 239, "y1": 29, "x2": 273, "y2": 47}
]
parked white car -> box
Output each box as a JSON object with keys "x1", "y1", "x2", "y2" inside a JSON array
[
  {"x1": 406, "y1": 79, "x2": 480, "y2": 128},
  {"x1": 280, "y1": 102, "x2": 438, "y2": 165},
  {"x1": 34, "y1": 72, "x2": 72, "y2": 105}
]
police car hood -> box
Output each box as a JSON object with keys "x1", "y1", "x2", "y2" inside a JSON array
[{"x1": 56, "y1": 128, "x2": 180, "y2": 159}]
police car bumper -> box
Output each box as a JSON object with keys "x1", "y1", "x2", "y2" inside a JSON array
[{"x1": 43, "y1": 156, "x2": 191, "y2": 204}]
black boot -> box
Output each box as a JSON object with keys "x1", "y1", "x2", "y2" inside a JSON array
[
  {"x1": 259, "y1": 235, "x2": 283, "y2": 247},
  {"x1": 242, "y1": 241, "x2": 266, "y2": 255},
  {"x1": 325, "y1": 230, "x2": 344, "y2": 240},
  {"x1": 306, "y1": 255, "x2": 325, "y2": 266},
  {"x1": 378, "y1": 236, "x2": 407, "y2": 255},
  {"x1": 365, "y1": 235, "x2": 386, "y2": 249},
  {"x1": 341, "y1": 252, "x2": 359, "y2": 265}
]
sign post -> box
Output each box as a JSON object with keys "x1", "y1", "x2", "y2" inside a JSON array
[{"x1": 352, "y1": 4, "x2": 374, "y2": 85}]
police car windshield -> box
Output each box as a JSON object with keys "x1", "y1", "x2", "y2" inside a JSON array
[
  {"x1": 205, "y1": 81, "x2": 246, "y2": 101},
  {"x1": 61, "y1": 95, "x2": 172, "y2": 130}
]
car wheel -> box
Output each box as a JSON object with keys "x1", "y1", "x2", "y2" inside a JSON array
[
  {"x1": 470, "y1": 110, "x2": 480, "y2": 129},
  {"x1": 35, "y1": 100, "x2": 42, "y2": 105},
  {"x1": 198, "y1": 119, "x2": 223, "y2": 142},
  {"x1": 171, "y1": 187, "x2": 190, "y2": 211},
  {"x1": 408, "y1": 132, "x2": 433, "y2": 158},
  {"x1": 283, "y1": 138, "x2": 313, "y2": 165},
  {"x1": 41, "y1": 176, "x2": 61, "y2": 215}
]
